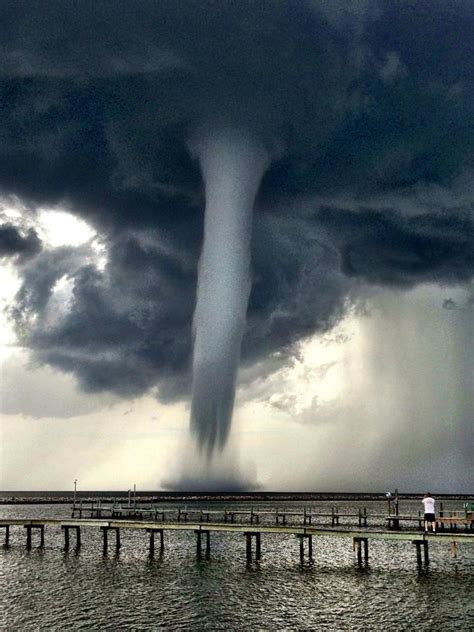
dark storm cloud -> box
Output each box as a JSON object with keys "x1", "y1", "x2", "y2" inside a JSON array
[
  {"x1": 2, "y1": 0, "x2": 474, "y2": 400},
  {"x1": 0, "y1": 223, "x2": 41, "y2": 259}
]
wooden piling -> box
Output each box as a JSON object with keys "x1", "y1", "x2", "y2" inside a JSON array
[
  {"x1": 101, "y1": 527, "x2": 120, "y2": 554},
  {"x1": 24, "y1": 525, "x2": 44, "y2": 549},
  {"x1": 353, "y1": 537, "x2": 368, "y2": 564},
  {"x1": 2, "y1": 525, "x2": 10, "y2": 547},
  {"x1": 297, "y1": 534, "x2": 313, "y2": 563},
  {"x1": 102, "y1": 526, "x2": 108, "y2": 554},
  {"x1": 412, "y1": 539, "x2": 428, "y2": 565},
  {"x1": 76, "y1": 526, "x2": 81, "y2": 549},
  {"x1": 63, "y1": 526, "x2": 81, "y2": 551},
  {"x1": 246, "y1": 533, "x2": 252, "y2": 561},
  {"x1": 147, "y1": 528, "x2": 164, "y2": 556},
  {"x1": 244, "y1": 532, "x2": 261, "y2": 562},
  {"x1": 64, "y1": 526, "x2": 70, "y2": 551},
  {"x1": 25, "y1": 526, "x2": 32, "y2": 549},
  {"x1": 194, "y1": 529, "x2": 210, "y2": 559}
]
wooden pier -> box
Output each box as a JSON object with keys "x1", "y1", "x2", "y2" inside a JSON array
[
  {"x1": 70, "y1": 501, "x2": 474, "y2": 533},
  {"x1": 1, "y1": 518, "x2": 473, "y2": 567}
]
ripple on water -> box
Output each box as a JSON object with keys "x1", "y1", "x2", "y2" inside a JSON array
[{"x1": 0, "y1": 503, "x2": 472, "y2": 630}]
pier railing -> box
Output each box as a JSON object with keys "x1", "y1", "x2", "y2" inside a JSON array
[{"x1": 70, "y1": 502, "x2": 473, "y2": 532}]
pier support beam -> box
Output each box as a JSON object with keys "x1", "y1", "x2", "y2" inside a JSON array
[
  {"x1": 1, "y1": 525, "x2": 10, "y2": 547},
  {"x1": 353, "y1": 537, "x2": 369, "y2": 565},
  {"x1": 147, "y1": 529, "x2": 164, "y2": 557},
  {"x1": 244, "y1": 532, "x2": 261, "y2": 562},
  {"x1": 101, "y1": 527, "x2": 120, "y2": 554},
  {"x1": 250, "y1": 509, "x2": 260, "y2": 525},
  {"x1": 297, "y1": 534, "x2": 313, "y2": 563},
  {"x1": 358, "y1": 508, "x2": 368, "y2": 527},
  {"x1": 195, "y1": 530, "x2": 210, "y2": 560},
  {"x1": 412, "y1": 539, "x2": 429, "y2": 565},
  {"x1": 62, "y1": 526, "x2": 81, "y2": 551},
  {"x1": 24, "y1": 525, "x2": 44, "y2": 549}
]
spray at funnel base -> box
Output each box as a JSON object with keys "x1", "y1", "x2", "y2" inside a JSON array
[{"x1": 190, "y1": 129, "x2": 270, "y2": 455}]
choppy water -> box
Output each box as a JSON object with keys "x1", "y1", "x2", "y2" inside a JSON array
[{"x1": 1, "y1": 502, "x2": 473, "y2": 631}]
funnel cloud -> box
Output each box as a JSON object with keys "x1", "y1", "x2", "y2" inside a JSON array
[{"x1": 190, "y1": 129, "x2": 270, "y2": 452}]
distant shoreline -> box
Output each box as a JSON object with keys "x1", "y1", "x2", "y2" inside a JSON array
[{"x1": 1, "y1": 491, "x2": 473, "y2": 505}]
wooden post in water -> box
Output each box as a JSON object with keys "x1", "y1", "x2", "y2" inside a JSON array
[
  {"x1": 147, "y1": 528, "x2": 164, "y2": 556},
  {"x1": 353, "y1": 537, "x2": 368, "y2": 565},
  {"x1": 24, "y1": 525, "x2": 44, "y2": 549},
  {"x1": 392, "y1": 490, "x2": 400, "y2": 530},
  {"x1": 76, "y1": 526, "x2": 81, "y2": 549},
  {"x1": 101, "y1": 527, "x2": 108, "y2": 554},
  {"x1": 358, "y1": 508, "x2": 368, "y2": 527},
  {"x1": 2, "y1": 525, "x2": 10, "y2": 547},
  {"x1": 255, "y1": 533, "x2": 261, "y2": 561},
  {"x1": 423, "y1": 540, "x2": 429, "y2": 565},
  {"x1": 63, "y1": 526, "x2": 70, "y2": 551},
  {"x1": 194, "y1": 530, "x2": 210, "y2": 560},
  {"x1": 412, "y1": 539, "x2": 428, "y2": 565},
  {"x1": 25, "y1": 526, "x2": 32, "y2": 550},
  {"x1": 195, "y1": 530, "x2": 202, "y2": 558},
  {"x1": 246, "y1": 533, "x2": 252, "y2": 561},
  {"x1": 244, "y1": 532, "x2": 261, "y2": 562},
  {"x1": 297, "y1": 534, "x2": 313, "y2": 563},
  {"x1": 101, "y1": 527, "x2": 120, "y2": 554}
]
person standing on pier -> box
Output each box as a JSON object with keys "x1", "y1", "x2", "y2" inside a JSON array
[{"x1": 422, "y1": 492, "x2": 436, "y2": 533}]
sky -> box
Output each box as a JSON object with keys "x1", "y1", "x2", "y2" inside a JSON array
[{"x1": 0, "y1": 0, "x2": 473, "y2": 492}]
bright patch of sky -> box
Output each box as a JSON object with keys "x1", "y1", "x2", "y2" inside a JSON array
[{"x1": 37, "y1": 209, "x2": 95, "y2": 248}]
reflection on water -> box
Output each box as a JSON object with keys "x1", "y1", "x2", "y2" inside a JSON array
[{"x1": 0, "y1": 503, "x2": 472, "y2": 630}]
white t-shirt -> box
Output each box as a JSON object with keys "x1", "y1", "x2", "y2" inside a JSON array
[{"x1": 422, "y1": 497, "x2": 435, "y2": 514}]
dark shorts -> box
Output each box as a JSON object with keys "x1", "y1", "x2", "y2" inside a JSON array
[{"x1": 424, "y1": 513, "x2": 436, "y2": 522}]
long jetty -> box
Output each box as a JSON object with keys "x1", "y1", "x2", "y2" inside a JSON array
[
  {"x1": 70, "y1": 501, "x2": 474, "y2": 532},
  {"x1": 1, "y1": 516, "x2": 473, "y2": 567}
]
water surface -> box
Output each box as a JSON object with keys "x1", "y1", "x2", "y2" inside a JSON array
[{"x1": 1, "y1": 502, "x2": 472, "y2": 630}]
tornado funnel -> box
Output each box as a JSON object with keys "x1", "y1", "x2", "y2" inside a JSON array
[{"x1": 190, "y1": 129, "x2": 270, "y2": 454}]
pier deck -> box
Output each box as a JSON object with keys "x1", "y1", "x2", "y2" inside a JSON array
[{"x1": 1, "y1": 518, "x2": 473, "y2": 566}]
